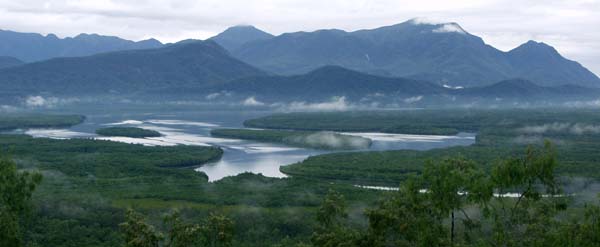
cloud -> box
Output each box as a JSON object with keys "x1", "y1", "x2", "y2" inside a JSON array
[
  {"x1": 403, "y1": 95, "x2": 423, "y2": 104},
  {"x1": 23, "y1": 95, "x2": 79, "y2": 108},
  {"x1": 205, "y1": 93, "x2": 221, "y2": 100},
  {"x1": 242, "y1": 96, "x2": 265, "y2": 106},
  {"x1": 285, "y1": 96, "x2": 351, "y2": 111},
  {"x1": 25, "y1": 95, "x2": 48, "y2": 107},
  {"x1": 206, "y1": 91, "x2": 232, "y2": 100},
  {"x1": 432, "y1": 23, "x2": 466, "y2": 34},
  {"x1": 518, "y1": 122, "x2": 600, "y2": 135},
  {"x1": 0, "y1": 105, "x2": 19, "y2": 112},
  {"x1": 288, "y1": 131, "x2": 372, "y2": 150}
]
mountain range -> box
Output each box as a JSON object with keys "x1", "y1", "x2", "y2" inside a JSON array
[
  {"x1": 203, "y1": 66, "x2": 600, "y2": 104},
  {"x1": 0, "y1": 19, "x2": 599, "y2": 106},
  {"x1": 0, "y1": 30, "x2": 163, "y2": 62},
  {"x1": 212, "y1": 19, "x2": 600, "y2": 88},
  {"x1": 0, "y1": 40, "x2": 264, "y2": 96}
]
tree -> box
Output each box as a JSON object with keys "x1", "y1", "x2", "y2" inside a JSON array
[
  {"x1": 422, "y1": 157, "x2": 491, "y2": 245},
  {"x1": 368, "y1": 177, "x2": 454, "y2": 246},
  {"x1": 311, "y1": 189, "x2": 361, "y2": 247},
  {"x1": 120, "y1": 209, "x2": 163, "y2": 247},
  {"x1": 485, "y1": 141, "x2": 566, "y2": 246},
  {"x1": 121, "y1": 209, "x2": 234, "y2": 247},
  {"x1": 0, "y1": 155, "x2": 42, "y2": 247},
  {"x1": 164, "y1": 210, "x2": 202, "y2": 247},
  {"x1": 200, "y1": 213, "x2": 234, "y2": 247}
]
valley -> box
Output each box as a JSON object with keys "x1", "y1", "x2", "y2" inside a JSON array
[{"x1": 1, "y1": 9, "x2": 599, "y2": 246}]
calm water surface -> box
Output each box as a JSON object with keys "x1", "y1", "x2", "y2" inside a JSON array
[{"x1": 19, "y1": 108, "x2": 475, "y2": 181}]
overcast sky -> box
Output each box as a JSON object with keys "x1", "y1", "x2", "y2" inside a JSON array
[{"x1": 0, "y1": 0, "x2": 599, "y2": 75}]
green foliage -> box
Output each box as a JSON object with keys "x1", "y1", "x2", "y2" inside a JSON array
[
  {"x1": 211, "y1": 128, "x2": 371, "y2": 150},
  {"x1": 0, "y1": 155, "x2": 42, "y2": 247},
  {"x1": 282, "y1": 109, "x2": 600, "y2": 185},
  {"x1": 364, "y1": 179, "x2": 448, "y2": 247},
  {"x1": 0, "y1": 114, "x2": 84, "y2": 131},
  {"x1": 202, "y1": 213, "x2": 234, "y2": 247},
  {"x1": 317, "y1": 142, "x2": 593, "y2": 247},
  {"x1": 121, "y1": 209, "x2": 234, "y2": 247},
  {"x1": 121, "y1": 209, "x2": 163, "y2": 247},
  {"x1": 244, "y1": 111, "x2": 475, "y2": 135},
  {"x1": 164, "y1": 210, "x2": 203, "y2": 247},
  {"x1": 311, "y1": 190, "x2": 361, "y2": 247},
  {"x1": 96, "y1": 127, "x2": 161, "y2": 138},
  {"x1": 483, "y1": 141, "x2": 567, "y2": 246}
]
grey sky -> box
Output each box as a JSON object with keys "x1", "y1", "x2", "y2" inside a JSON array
[{"x1": 0, "y1": 0, "x2": 599, "y2": 75}]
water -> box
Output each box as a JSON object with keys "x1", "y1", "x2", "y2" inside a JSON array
[{"x1": 16, "y1": 107, "x2": 475, "y2": 181}]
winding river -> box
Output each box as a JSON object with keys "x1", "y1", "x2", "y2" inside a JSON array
[{"x1": 18, "y1": 108, "x2": 475, "y2": 181}]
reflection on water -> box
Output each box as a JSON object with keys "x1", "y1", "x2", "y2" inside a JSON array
[
  {"x1": 199, "y1": 148, "x2": 316, "y2": 181},
  {"x1": 18, "y1": 110, "x2": 476, "y2": 181}
]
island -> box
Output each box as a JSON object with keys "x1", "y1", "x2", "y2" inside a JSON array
[{"x1": 95, "y1": 127, "x2": 161, "y2": 138}]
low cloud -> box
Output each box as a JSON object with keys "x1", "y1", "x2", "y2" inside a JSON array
[
  {"x1": 518, "y1": 122, "x2": 600, "y2": 135},
  {"x1": 563, "y1": 99, "x2": 600, "y2": 108},
  {"x1": 0, "y1": 105, "x2": 19, "y2": 112},
  {"x1": 288, "y1": 131, "x2": 372, "y2": 150},
  {"x1": 286, "y1": 96, "x2": 351, "y2": 111},
  {"x1": 23, "y1": 95, "x2": 79, "y2": 108},
  {"x1": 205, "y1": 93, "x2": 221, "y2": 100},
  {"x1": 432, "y1": 23, "x2": 466, "y2": 34},
  {"x1": 403, "y1": 95, "x2": 423, "y2": 104},
  {"x1": 242, "y1": 96, "x2": 265, "y2": 106},
  {"x1": 25, "y1": 95, "x2": 49, "y2": 107},
  {"x1": 205, "y1": 91, "x2": 232, "y2": 100}
]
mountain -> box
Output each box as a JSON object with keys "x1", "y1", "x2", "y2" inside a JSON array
[
  {"x1": 0, "y1": 40, "x2": 265, "y2": 96},
  {"x1": 0, "y1": 56, "x2": 23, "y2": 68},
  {"x1": 457, "y1": 78, "x2": 600, "y2": 100},
  {"x1": 228, "y1": 19, "x2": 600, "y2": 88},
  {"x1": 506, "y1": 41, "x2": 600, "y2": 88},
  {"x1": 206, "y1": 65, "x2": 448, "y2": 101},
  {"x1": 0, "y1": 30, "x2": 163, "y2": 62},
  {"x1": 210, "y1": 25, "x2": 274, "y2": 51},
  {"x1": 204, "y1": 67, "x2": 600, "y2": 105}
]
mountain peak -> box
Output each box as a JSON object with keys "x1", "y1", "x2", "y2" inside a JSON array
[
  {"x1": 511, "y1": 40, "x2": 558, "y2": 54},
  {"x1": 211, "y1": 25, "x2": 274, "y2": 51}
]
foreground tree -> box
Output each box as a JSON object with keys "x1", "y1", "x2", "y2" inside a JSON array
[
  {"x1": 201, "y1": 213, "x2": 235, "y2": 247},
  {"x1": 310, "y1": 189, "x2": 362, "y2": 247},
  {"x1": 484, "y1": 141, "x2": 567, "y2": 246},
  {"x1": 164, "y1": 210, "x2": 202, "y2": 247},
  {"x1": 0, "y1": 155, "x2": 42, "y2": 247},
  {"x1": 121, "y1": 209, "x2": 234, "y2": 247},
  {"x1": 422, "y1": 157, "x2": 491, "y2": 245},
  {"x1": 340, "y1": 141, "x2": 585, "y2": 247},
  {"x1": 120, "y1": 209, "x2": 163, "y2": 247}
]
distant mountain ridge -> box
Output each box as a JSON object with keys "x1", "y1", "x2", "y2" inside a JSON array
[
  {"x1": 0, "y1": 56, "x2": 23, "y2": 68},
  {"x1": 203, "y1": 66, "x2": 600, "y2": 104},
  {"x1": 0, "y1": 29, "x2": 163, "y2": 62},
  {"x1": 216, "y1": 19, "x2": 599, "y2": 88},
  {"x1": 0, "y1": 40, "x2": 265, "y2": 96},
  {"x1": 208, "y1": 65, "x2": 446, "y2": 101}
]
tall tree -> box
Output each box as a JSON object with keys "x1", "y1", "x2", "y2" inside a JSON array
[
  {"x1": 0, "y1": 155, "x2": 42, "y2": 247},
  {"x1": 201, "y1": 213, "x2": 235, "y2": 247},
  {"x1": 422, "y1": 158, "x2": 491, "y2": 245},
  {"x1": 120, "y1": 209, "x2": 163, "y2": 247},
  {"x1": 311, "y1": 189, "x2": 361, "y2": 247},
  {"x1": 164, "y1": 210, "x2": 202, "y2": 247},
  {"x1": 485, "y1": 141, "x2": 566, "y2": 246}
]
